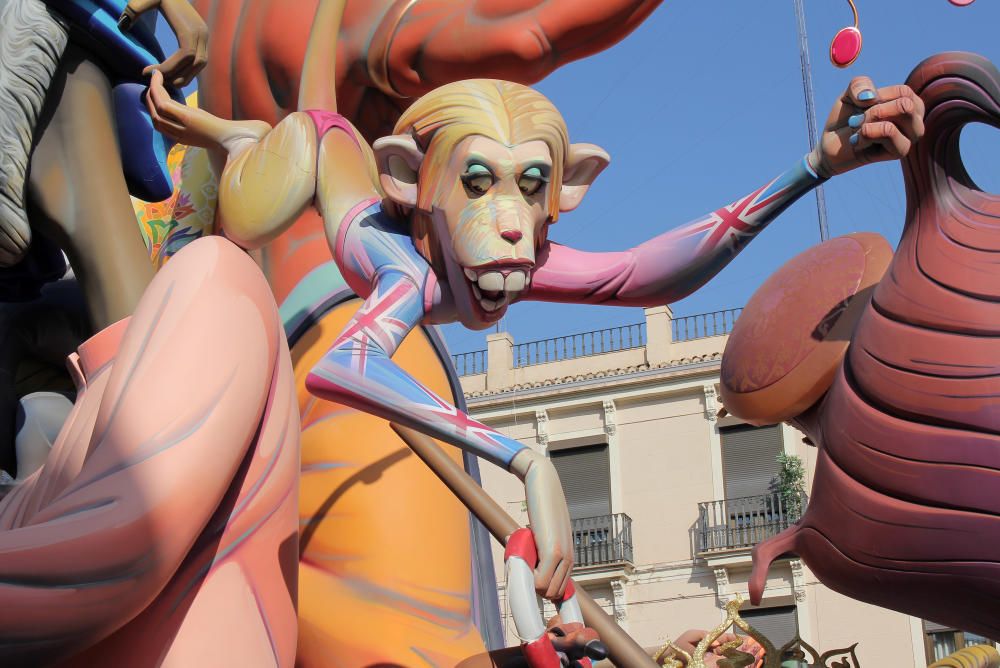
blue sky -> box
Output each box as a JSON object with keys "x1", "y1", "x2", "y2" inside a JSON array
[
  {"x1": 442, "y1": 0, "x2": 1000, "y2": 355},
  {"x1": 157, "y1": 1, "x2": 1000, "y2": 355}
]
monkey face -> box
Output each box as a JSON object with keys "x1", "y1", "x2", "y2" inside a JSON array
[{"x1": 431, "y1": 136, "x2": 553, "y2": 327}]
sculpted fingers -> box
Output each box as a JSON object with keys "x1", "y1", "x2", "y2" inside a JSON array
[
  {"x1": 816, "y1": 76, "x2": 924, "y2": 175},
  {"x1": 853, "y1": 120, "x2": 912, "y2": 160},
  {"x1": 146, "y1": 47, "x2": 196, "y2": 88},
  {"x1": 533, "y1": 542, "x2": 568, "y2": 600},
  {"x1": 145, "y1": 71, "x2": 188, "y2": 141},
  {"x1": 137, "y1": 0, "x2": 209, "y2": 87},
  {"x1": 855, "y1": 86, "x2": 925, "y2": 141},
  {"x1": 545, "y1": 554, "x2": 572, "y2": 601},
  {"x1": 825, "y1": 75, "x2": 877, "y2": 129},
  {"x1": 843, "y1": 75, "x2": 879, "y2": 108}
]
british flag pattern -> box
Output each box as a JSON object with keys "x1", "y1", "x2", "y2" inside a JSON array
[
  {"x1": 307, "y1": 156, "x2": 824, "y2": 469},
  {"x1": 307, "y1": 202, "x2": 529, "y2": 468}
]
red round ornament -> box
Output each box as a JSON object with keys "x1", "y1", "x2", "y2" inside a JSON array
[{"x1": 829, "y1": 0, "x2": 862, "y2": 68}]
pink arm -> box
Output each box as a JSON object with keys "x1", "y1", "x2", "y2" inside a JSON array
[{"x1": 527, "y1": 156, "x2": 824, "y2": 307}]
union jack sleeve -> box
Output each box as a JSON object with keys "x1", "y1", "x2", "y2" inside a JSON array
[
  {"x1": 528, "y1": 154, "x2": 826, "y2": 307},
  {"x1": 308, "y1": 229, "x2": 528, "y2": 468}
]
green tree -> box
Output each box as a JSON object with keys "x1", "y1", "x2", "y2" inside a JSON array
[{"x1": 774, "y1": 453, "x2": 807, "y2": 518}]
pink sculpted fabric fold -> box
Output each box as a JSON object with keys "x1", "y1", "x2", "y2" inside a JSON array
[{"x1": 0, "y1": 236, "x2": 300, "y2": 667}]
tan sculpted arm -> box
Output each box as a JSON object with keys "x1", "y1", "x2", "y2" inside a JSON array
[
  {"x1": 146, "y1": 70, "x2": 318, "y2": 249},
  {"x1": 216, "y1": 114, "x2": 320, "y2": 248}
]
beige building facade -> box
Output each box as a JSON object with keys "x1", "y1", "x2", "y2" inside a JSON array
[{"x1": 453, "y1": 306, "x2": 995, "y2": 666}]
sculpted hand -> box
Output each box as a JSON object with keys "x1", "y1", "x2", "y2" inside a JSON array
[
  {"x1": 810, "y1": 75, "x2": 925, "y2": 178},
  {"x1": 666, "y1": 630, "x2": 765, "y2": 668},
  {"x1": 545, "y1": 615, "x2": 608, "y2": 664},
  {"x1": 510, "y1": 449, "x2": 574, "y2": 600},
  {"x1": 120, "y1": 0, "x2": 209, "y2": 87},
  {"x1": 146, "y1": 70, "x2": 270, "y2": 158}
]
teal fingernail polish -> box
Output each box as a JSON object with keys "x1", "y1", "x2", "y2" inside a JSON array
[
  {"x1": 849, "y1": 113, "x2": 865, "y2": 128},
  {"x1": 859, "y1": 90, "x2": 876, "y2": 101},
  {"x1": 849, "y1": 132, "x2": 860, "y2": 146}
]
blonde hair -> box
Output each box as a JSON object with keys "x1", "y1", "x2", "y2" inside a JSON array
[{"x1": 389, "y1": 80, "x2": 569, "y2": 268}]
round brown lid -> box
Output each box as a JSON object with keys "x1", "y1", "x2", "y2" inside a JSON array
[{"x1": 720, "y1": 232, "x2": 892, "y2": 424}]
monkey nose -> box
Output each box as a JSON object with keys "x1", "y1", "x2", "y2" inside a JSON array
[{"x1": 500, "y1": 229, "x2": 523, "y2": 244}]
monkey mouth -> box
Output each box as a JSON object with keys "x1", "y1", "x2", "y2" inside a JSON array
[{"x1": 462, "y1": 264, "x2": 532, "y2": 313}]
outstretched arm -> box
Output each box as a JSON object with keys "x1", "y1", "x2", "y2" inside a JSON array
[
  {"x1": 529, "y1": 155, "x2": 823, "y2": 307},
  {"x1": 530, "y1": 76, "x2": 925, "y2": 307},
  {"x1": 369, "y1": 0, "x2": 663, "y2": 96},
  {"x1": 306, "y1": 203, "x2": 575, "y2": 600}
]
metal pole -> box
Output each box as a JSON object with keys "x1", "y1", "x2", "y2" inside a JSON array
[{"x1": 793, "y1": 0, "x2": 831, "y2": 241}]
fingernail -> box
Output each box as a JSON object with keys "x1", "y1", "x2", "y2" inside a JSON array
[
  {"x1": 849, "y1": 132, "x2": 860, "y2": 146},
  {"x1": 858, "y1": 90, "x2": 876, "y2": 101},
  {"x1": 848, "y1": 113, "x2": 865, "y2": 128}
]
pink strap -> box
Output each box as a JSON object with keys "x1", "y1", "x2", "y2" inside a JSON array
[
  {"x1": 303, "y1": 110, "x2": 361, "y2": 149},
  {"x1": 76, "y1": 317, "x2": 131, "y2": 382}
]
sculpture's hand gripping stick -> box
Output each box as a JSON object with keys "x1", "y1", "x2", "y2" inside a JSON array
[{"x1": 505, "y1": 528, "x2": 605, "y2": 668}]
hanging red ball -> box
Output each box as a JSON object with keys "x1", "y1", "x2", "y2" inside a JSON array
[{"x1": 830, "y1": 26, "x2": 863, "y2": 68}]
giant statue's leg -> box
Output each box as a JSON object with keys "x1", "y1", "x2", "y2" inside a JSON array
[
  {"x1": 293, "y1": 300, "x2": 488, "y2": 666},
  {"x1": 27, "y1": 42, "x2": 155, "y2": 330},
  {"x1": 0, "y1": 236, "x2": 299, "y2": 667}
]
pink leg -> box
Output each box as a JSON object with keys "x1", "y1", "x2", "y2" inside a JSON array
[
  {"x1": 0, "y1": 236, "x2": 299, "y2": 667},
  {"x1": 749, "y1": 525, "x2": 802, "y2": 605}
]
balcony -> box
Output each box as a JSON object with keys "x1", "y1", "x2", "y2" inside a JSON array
[
  {"x1": 695, "y1": 492, "x2": 806, "y2": 555},
  {"x1": 573, "y1": 513, "x2": 634, "y2": 568},
  {"x1": 452, "y1": 306, "x2": 743, "y2": 378}
]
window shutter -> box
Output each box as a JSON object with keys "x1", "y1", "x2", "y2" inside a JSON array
[
  {"x1": 551, "y1": 445, "x2": 611, "y2": 520},
  {"x1": 722, "y1": 425, "x2": 783, "y2": 500},
  {"x1": 738, "y1": 605, "x2": 799, "y2": 649}
]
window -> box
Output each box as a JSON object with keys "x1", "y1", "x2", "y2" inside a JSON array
[
  {"x1": 719, "y1": 425, "x2": 787, "y2": 546},
  {"x1": 721, "y1": 424, "x2": 784, "y2": 501},
  {"x1": 737, "y1": 605, "x2": 799, "y2": 650},
  {"x1": 550, "y1": 444, "x2": 611, "y2": 520},
  {"x1": 551, "y1": 445, "x2": 615, "y2": 566},
  {"x1": 923, "y1": 620, "x2": 998, "y2": 663},
  {"x1": 928, "y1": 631, "x2": 956, "y2": 662}
]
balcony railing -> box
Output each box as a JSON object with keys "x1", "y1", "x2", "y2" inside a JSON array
[
  {"x1": 572, "y1": 513, "x2": 634, "y2": 567},
  {"x1": 453, "y1": 349, "x2": 487, "y2": 376},
  {"x1": 449, "y1": 307, "x2": 743, "y2": 375},
  {"x1": 695, "y1": 492, "x2": 806, "y2": 554},
  {"x1": 513, "y1": 323, "x2": 646, "y2": 368},
  {"x1": 672, "y1": 308, "x2": 742, "y2": 342}
]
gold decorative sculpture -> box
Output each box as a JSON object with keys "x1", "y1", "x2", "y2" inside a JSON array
[
  {"x1": 929, "y1": 645, "x2": 1000, "y2": 668},
  {"x1": 654, "y1": 595, "x2": 862, "y2": 668}
]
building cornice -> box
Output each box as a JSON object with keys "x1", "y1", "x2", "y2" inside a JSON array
[{"x1": 464, "y1": 354, "x2": 723, "y2": 407}]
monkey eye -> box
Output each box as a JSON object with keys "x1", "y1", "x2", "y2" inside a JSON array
[
  {"x1": 461, "y1": 163, "x2": 494, "y2": 197},
  {"x1": 517, "y1": 166, "x2": 548, "y2": 197}
]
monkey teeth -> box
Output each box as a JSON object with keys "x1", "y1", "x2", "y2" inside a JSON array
[
  {"x1": 477, "y1": 271, "x2": 505, "y2": 293},
  {"x1": 463, "y1": 266, "x2": 531, "y2": 313},
  {"x1": 479, "y1": 295, "x2": 507, "y2": 312},
  {"x1": 504, "y1": 271, "x2": 526, "y2": 292}
]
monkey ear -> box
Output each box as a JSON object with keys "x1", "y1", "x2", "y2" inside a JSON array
[
  {"x1": 559, "y1": 143, "x2": 610, "y2": 212},
  {"x1": 373, "y1": 134, "x2": 424, "y2": 208}
]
